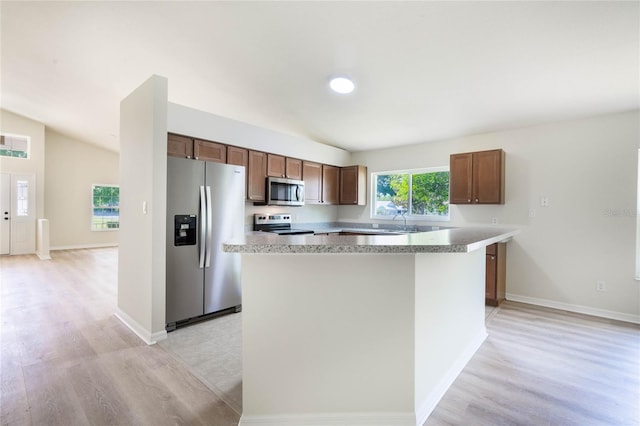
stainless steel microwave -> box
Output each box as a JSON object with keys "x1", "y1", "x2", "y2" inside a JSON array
[{"x1": 266, "y1": 177, "x2": 305, "y2": 206}]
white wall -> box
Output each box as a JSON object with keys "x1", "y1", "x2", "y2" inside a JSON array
[
  {"x1": 45, "y1": 130, "x2": 119, "y2": 249},
  {"x1": 0, "y1": 109, "x2": 45, "y2": 223},
  {"x1": 168, "y1": 103, "x2": 350, "y2": 166},
  {"x1": 168, "y1": 102, "x2": 349, "y2": 226},
  {"x1": 346, "y1": 111, "x2": 640, "y2": 322},
  {"x1": 117, "y1": 75, "x2": 168, "y2": 343}
]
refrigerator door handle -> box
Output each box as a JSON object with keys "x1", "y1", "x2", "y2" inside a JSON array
[
  {"x1": 199, "y1": 185, "x2": 206, "y2": 268},
  {"x1": 205, "y1": 185, "x2": 213, "y2": 268}
]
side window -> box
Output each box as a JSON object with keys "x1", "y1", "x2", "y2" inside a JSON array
[{"x1": 92, "y1": 185, "x2": 120, "y2": 231}]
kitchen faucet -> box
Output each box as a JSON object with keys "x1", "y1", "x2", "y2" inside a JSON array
[{"x1": 393, "y1": 210, "x2": 407, "y2": 231}]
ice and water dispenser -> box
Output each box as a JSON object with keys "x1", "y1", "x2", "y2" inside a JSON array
[{"x1": 174, "y1": 215, "x2": 197, "y2": 246}]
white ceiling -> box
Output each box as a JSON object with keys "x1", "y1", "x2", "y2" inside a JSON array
[{"x1": 1, "y1": 1, "x2": 638, "y2": 153}]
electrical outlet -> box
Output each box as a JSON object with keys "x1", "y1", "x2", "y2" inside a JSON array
[
  {"x1": 529, "y1": 209, "x2": 536, "y2": 218},
  {"x1": 541, "y1": 197, "x2": 549, "y2": 207},
  {"x1": 372, "y1": 223, "x2": 379, "y2": 229},
  {"x1": 596, "y1": 281, "x2": 607, "y2": 292},
  {"x1": 491, "y1": 217, "x2": 498, "y2": 225}
]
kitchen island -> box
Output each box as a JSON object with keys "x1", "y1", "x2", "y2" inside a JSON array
[{"x1": 223, "y1": 227, "x2": 519, "y2": 426}]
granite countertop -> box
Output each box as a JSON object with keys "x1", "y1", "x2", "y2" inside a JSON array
[{"x1": 223, "y1": 227, "x2": 519, "y2": 254}]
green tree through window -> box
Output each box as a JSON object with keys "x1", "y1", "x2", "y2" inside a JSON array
[
  {"x1": 373, "y1": 168, "x2": 449, "y2": 219},
  {"x1": 92, "y1": 184, "x2": 120, "y2": 230}
]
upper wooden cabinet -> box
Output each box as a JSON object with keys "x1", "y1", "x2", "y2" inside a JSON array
[
  {"x1": 322, "y1": 165, "x2": 339, "y2": 205},
  {"x1": 248, "y1": 151, "x2": 267, "y2": 202},
  {"x1": 168, "y1": 134, "x2": 194, "y2": 159},
  {"x1": 450, "y1": 149, "x2": 504, "y2": 204},
  {"x1": 285, "y1": 158, "x2": 302, "y2": 180},
  {"x1": 167, "y1": 133, "x2": 226, "y2": 163},
  {"x1": 227, "y1": 146, "x2": 248, "y2": 168},
  {"x1": 267, "y1": 154, "x2": 302, "y2": 179},
  {"x1": 169, "y1": 133, "x2": 358, "y2": 205},
  {"x1": 340, "y1": 165, "x2": 367, "y2": 205},
  {"x1": 194, "y1": 139, "x2": 226, "y2": 163},
  {"x1": 303, "y1": 161, "x2": 339, "y2": 205},
  {"x1": 267, "y1": 154, "x2": 286, "y2": 177},
  {"x1": 302, "y1": 161, "x2": 322, "y2": 204}
]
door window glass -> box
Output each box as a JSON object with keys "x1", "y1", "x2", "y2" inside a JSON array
[{"x1": 16, "y1": 180, "x2": 28, "y2": 216}]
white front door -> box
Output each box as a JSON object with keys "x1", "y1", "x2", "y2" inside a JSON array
[
  {"x1": 0, "y1": 173, "x2": 10, "y2": 254},
  {"x1": 9, "y1": 174, "x2": 36, "y2": 255}
]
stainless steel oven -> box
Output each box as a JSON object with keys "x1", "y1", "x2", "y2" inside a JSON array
[{"x1": 253, "y1": 214, "x2": 314, "y2": 235}]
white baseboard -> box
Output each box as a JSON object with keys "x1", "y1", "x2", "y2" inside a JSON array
[
  {"x1": 114, "y1": 309, "x2": 167, "y2": 345},
  {"x1": 239, "y1": 412, "x2": 416, "y2": 426},
  {"x1": 51, "y1": 242, "x2": 118, "y2": 251},
  {"x1": 506, "y1": 293, "x2": 640, "y2": 325},
  {"x1": 36, "y1": 252, "x2": 51, "y2": 260},
  {"x1": 415, "y1": 327, "x2": 488, "y2": 425}
]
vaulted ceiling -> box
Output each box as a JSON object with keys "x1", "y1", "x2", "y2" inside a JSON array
[{"x1": 1, "y1": 1, "x2": 638, "y2": 153}]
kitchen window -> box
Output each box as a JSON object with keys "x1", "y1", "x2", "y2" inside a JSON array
[
  {"x1": 0, "y1": 133, "x2": 29, "y2": 159},
  {"x1": 371, "y1": 167, "x2": 450, "y2": 221},
  {"x1": 92, "y1": 184, "x2": 119, "y2": 231}
]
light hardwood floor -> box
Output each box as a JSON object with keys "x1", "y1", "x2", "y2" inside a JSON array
[
  {"x1": 1, "y1": 248, "x2": 638, "y2": 425},
  {"x1": 1, "y1": 249, "x2": 239, "y2": 426}
]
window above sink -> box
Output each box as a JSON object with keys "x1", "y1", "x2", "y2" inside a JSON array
[{"x1": 371, "y1": 166, "x2": 450, "y2": 222}]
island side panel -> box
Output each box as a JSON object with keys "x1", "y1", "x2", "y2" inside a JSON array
[
  {"x1": 414, "y1": 249, "x2": 487, "y2": 422},
  {"x1": 240, "y1": 253, "x2": 417, "y2": 424}
]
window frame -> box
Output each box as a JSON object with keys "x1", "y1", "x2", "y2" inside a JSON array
[
  {"x1": 0, "y1": 133, "x2": 30, "y2": 159},
  {"x1": 370, "y1": 166, "x2": 450, "y2": 221},
  {"x1": 369, "y1": 165, "x2": 451, "y2": 222},
  {"x1": 91, "y1": 184, "x2": 120, "y2": 232}
]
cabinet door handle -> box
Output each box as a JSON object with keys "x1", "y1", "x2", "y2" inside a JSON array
[
  {"x1": 467, "y1": 199, "x2": 471, "y2": 203},
  {"x1": 491, "y1": 256, "x2": 495, "y2": 260},
  {"x1": 475, "y1": 198, "x2": 479, "y2": 203}
]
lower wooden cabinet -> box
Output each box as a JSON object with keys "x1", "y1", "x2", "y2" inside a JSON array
[{"x1": 485, "y1": 243, "x2": 506, "y2": 306}]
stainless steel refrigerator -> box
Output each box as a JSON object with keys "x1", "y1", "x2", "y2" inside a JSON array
[{"x1": 166, "y1": 156, "x2": 245, "y2": 331}]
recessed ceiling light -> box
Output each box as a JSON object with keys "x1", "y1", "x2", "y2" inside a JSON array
[{"x1": 329, "y1": 76, "x2": 355, "y2": 94}]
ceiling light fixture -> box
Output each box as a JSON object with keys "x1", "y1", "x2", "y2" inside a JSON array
[{"x1": 329, "y1": 76, "x2": 355, "y2": 94}]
